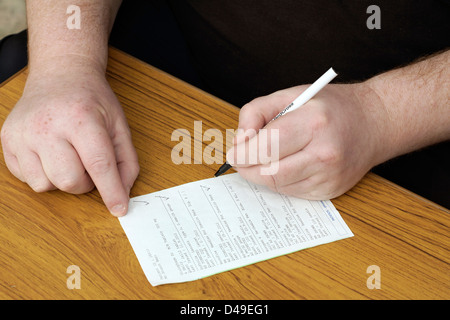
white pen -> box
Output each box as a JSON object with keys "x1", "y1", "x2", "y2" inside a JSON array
[{"x1": 214, "y1": 67, "x2": 338, "y2": 177}]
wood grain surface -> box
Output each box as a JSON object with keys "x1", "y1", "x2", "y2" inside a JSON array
[{"x1": 0, "y1": 47, "x2": 448, "y2": 299}]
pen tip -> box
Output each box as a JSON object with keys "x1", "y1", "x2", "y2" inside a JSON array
[{"x1": 214, "y1": 162, "x2": 232, "y2": 177}]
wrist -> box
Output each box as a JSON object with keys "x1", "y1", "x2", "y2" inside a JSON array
[
  {"x1": 23, "y1": 54, "x2": 110, "y2": 104},
  {"x1": 29, "y1": 52, "x2": 107, "y2": 76},
  {"x1": 352, "y1": 80, "x2": 400, "y2": 167},
  {"x1": 26, "y1": 53, "x2": 107, "y2": 90}
]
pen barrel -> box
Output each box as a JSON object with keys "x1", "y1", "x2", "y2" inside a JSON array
[
  {"x1": 272, "y1": 102, "x2": 294, "y2": 121},
  {"x1": 273, "y1": 67, "x2": 338, "y2": 121}
]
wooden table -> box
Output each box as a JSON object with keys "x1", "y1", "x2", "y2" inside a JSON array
[{"x1": 0, "y1": 47, "x2": 448, "y2": 300}]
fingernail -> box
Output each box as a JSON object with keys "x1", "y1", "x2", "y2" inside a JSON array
[{"x1": 110, "y1": 204, "x2": 126, "y2": 217}]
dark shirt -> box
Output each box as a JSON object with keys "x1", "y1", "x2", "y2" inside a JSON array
[{"x1": 169, "y1": 0, "x2": 449, "y2": 106}]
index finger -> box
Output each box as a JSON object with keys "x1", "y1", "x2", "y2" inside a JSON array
[
  {"x1": 238, "y1": 85, "x2": 308, "y2": 133},
  {"x1": 71, "y1": 124, "x2": 129, "y2": 217}
]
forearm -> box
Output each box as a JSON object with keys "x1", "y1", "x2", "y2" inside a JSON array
[
  {"x1": 26, "y1": 0, "x2": 122, "y2": 74},
  {"x1": 360, "y1": 50, "x2": 450, "y2": 164}
]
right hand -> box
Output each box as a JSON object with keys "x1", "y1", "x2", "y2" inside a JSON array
[
  {"x1": 226, "y1": 83, "x2": 389, "y2": 200},
  {"x1": 0, "y1": 57, "x2": 139, "y2": 216}
]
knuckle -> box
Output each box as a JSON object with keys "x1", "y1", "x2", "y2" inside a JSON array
[
  {"x1": 70, "y1": 105, "x2": 94, "y2": 124},
  {"x1": 243, "y1": 98, "x2": 259, "y2": 109},
  {"x1": 86, "y1": 154, "x2": 112, "y2": 175},
  {"x1": 71, "y1": 101, "x2": 92, "y2": 117},
  {"x1": 310, "y1": 110, "x2": 330, "y2": 133},
  {"x1": 0, "y1": 124, "x2": 6, "y2": 140},
  {"x1": 56, "y1": 177, "x2": 80, "y2": 193},
  {"x1": 316, "y1": 145, "x2": 342, "y2": 165},
  {"x1": 24, "y1": 169, "x2": 49, "y2": 192},
  {"x1": 123, "y1": 160, "x2": 140, "y2": 185},
  {"x1": 29, "y1": 180, "x2": 53, "y2": 193},
  {"x1": 0, "y1": 125, "x2": 11, "y2": 148},
  {"x1": 239, "y1": 104, "x2": 253, "y2": 119},
  {"x1": 241, "y1": 97, "x2": 264, "y2": 112},
  {"x1": 69, "y1": 100, "x2": 104, "y2": 124},
  {"x1": 131, "y1": 161, "x2": 140, "y2": 179}
]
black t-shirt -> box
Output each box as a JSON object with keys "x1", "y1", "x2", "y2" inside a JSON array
[{"x1": 169, "y1": 0, "x2": 449, "y2": 106}]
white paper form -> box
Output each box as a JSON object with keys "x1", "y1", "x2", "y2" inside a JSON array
[{"x1": 119, "y1": 173, "x2": 353, "y2": 286}]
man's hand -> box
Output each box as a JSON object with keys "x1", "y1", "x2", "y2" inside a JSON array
[
  {"x1": 226, "y1": 83, "x2": 386, "y2": 199},
  {"x1": 1, "y1": 56, "x2": 139, "y2": 216},
  {"x1": 0, "y1": 0, "x2": 133, "y2": 216}
]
